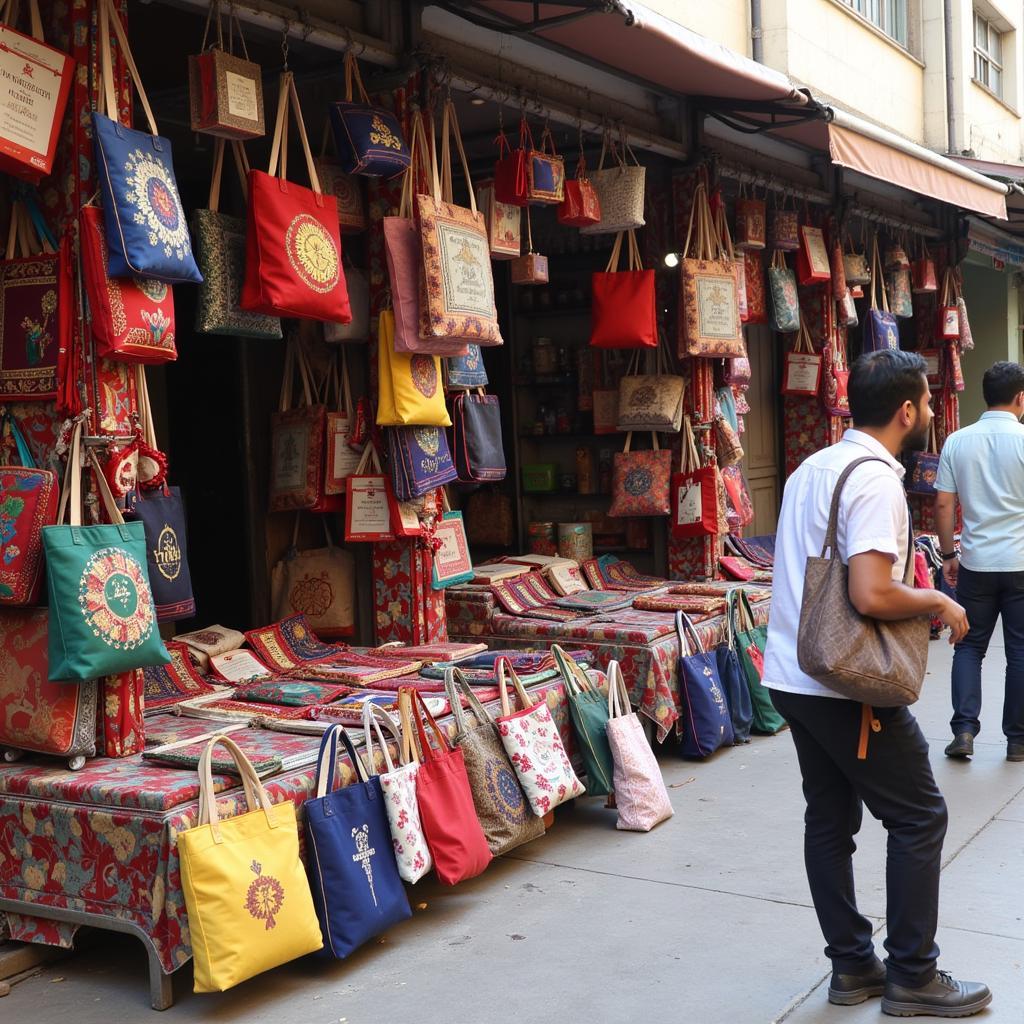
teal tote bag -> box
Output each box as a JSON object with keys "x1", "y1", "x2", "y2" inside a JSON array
[
  {"x1": 552, "y1": 644, "x2": 615, "y2": 797},
  {"x1": 728, "y1": 588, "x2": 785, "y2": 735},
  {"x1": 42, "y1": 423, "x2": 169, "y2": 682}
]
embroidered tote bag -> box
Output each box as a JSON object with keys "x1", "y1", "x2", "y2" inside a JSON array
[
  {"x1": 558, "y1": 148, "x2": 601, "y2": 228},
  {"x1": 768, "y1": 249, "x2": 800, "y2": 333},
  {"x1": 939, "y1": 268, "x2": 960, "y2": 341},
  {"x1": 445, "y1": 345, "x2": 488, "y2": 388},
  {"x1": 906, "y1": 421, "x2": 939, "y2": 496},
  {"x1": 680, "y1": 182, "x2": 744, "y2": 357},
  {"x1": 0, "y1": 197, "x2": 72, "y2": 399},
  {"x1": 769, "y1": 196, "x2": 799, "y2": 251},
  {"x1": 842, "y1": 233, "x2": 871, "y2": 286},
  {"x1": 579, "y1": 128, "x2": 645, "y2": 235},
  {"x1": 444, "y1": 668, "x2": 544, "y2": 855},
  {"x1": 241, "y1": 72, "x2": 351, "y2": 323},
  {"x1": 590, "y1": 230, "x2": 656, "y2": 349},
  {"x1": 734, "y1": 185, "x2": 765, "y2": 251},
  {"x1": 823, "y1": 327, "x2": 851, "y2": 417},
  {"x1": 329, "y1": 49, "x2": 410, "y2": 178},
  {"x1": 362, "y1": 703, "x2": 433, "y2": 883},
  {"x1": 304, "y1": 725, "x2": 411, "y2": 959},
  {"x1": 42, "y1": 424, "x2": 169, "y2": 682},
  {"x1": 527, "y1": 124, "x2": 565, "y2": 205},
  {"x1": 672, "y1": 416, "x2": 720, "y2": 538},
  {"x1": 677, "y1": 612, "x2": 733, "y2": 758},
  {"x1": 476, "y1": 179, "x2": 521, "y2": 259},
  {"x1": 193, "y1": 140, "x2": 282, "y2": 339},
  {"x1": 609, "y1": 432, "x2": 672, "y2": 517},
  {"x1": 552, "y1": 644, "x2": 614, "y2": 798},
  {"x1": 177, "y1": 735, "x2": 323, "y2": 992},
  {"x1": 616, "y1": 340, "x2": 685, "y2": 432},
  {"x1": 0, "y1": 409, "x2": 57, "y2": 605},
  {"x1": 954, "y1": 272, "x2": 973, "y2": 352},
  {"x1": 912, "y1": 245, "x2": 938, "y2": 294},
  {"x1": 888, "y1": 268, "x2": 913, "y2": 319},
  {"x1": 93, "y1": 0, "x2": 200, "y2": 284},
  {"x1": 387, "y1": 426, "x2": 457, "y2": 501},
  {"x1": 417, "y1": 102, "x2": 503, "y2": 347},
  {"x1": 864, "y1": 236, "x2": 900, "y2": 352},
  {"x1": 605, "y1": 661, "x2": 673, "y2": 832},
  {"x1": 743, "y1": 250, "x2": 768, "y2": 325},
  {"x1": 781, "y1": 317, "x2": 823, "y2": 397},
  {"x1": 452, "y1": 390, "x2": 506, "y2": 483},
  {"x1": 729, "y1": 587, "x2": 786, "y2": 734},
  {"x1": 400, "y1": 687, "x2": 492, "y2": 885},
  {"x1": 431, "y1": 509, "x2": 473, "y2": 589},
  {"x1": 495, "y1": 659, "x2": 585, "y2": 816},
  {"x1": 376, "y1": 311, "x2": 452, "y2": 427}
]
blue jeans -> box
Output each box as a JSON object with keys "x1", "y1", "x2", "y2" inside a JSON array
[{"x1": 950, "y1": 566, "x2": 1024, "y2": 741}]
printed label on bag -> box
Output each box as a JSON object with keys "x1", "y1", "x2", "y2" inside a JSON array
[
  {"x1": 784, "y1": 354, "x2": 822, "y2": 394},
  {"x1": 272, "y1": 424, "x2": 310, "y2": 491},
  {"x1": 349, "y1": 476, "x2": 391, "y2": 534},
  {"x1": 696, "y1": 275, "x2": 739, "y2": 340},
  {"x1": 0, "y1": 28, "x2": 65, "y2": 158},
  {"x1": 676, "y1": 481, "x2": 703, "y2": 525},
  {"x1": 153, "y1": 524, "x2": 182, "y2": 581},
  {"x1": 225, "y1": 70, "x2": 259, "y2": 122},
  {"x1": 436, "y1": 222, "x2": 494, "y2": 317}
]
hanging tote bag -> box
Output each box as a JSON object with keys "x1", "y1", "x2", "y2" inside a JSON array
[
  {"x1": 444, "y1": 668, "x2": 544, "y2": 855},
  {"x1": 193, "y1": 140, "x2": 282, "y2": 339},
  {"x1": 445, "y1": 345, "x2": 488, "y2": 388},
  {"x1": 864, "y1": 236, "x2": 900, "y2": 352},
  {"x1": 557, "y1": 140, "x2": 601, "y2": 228},
  {"x1": 476, "y1": 179, "x2": 521, "y2": 259},
  {"x1": 417, "y1": 101, "x2": 503, "y2": 348},
  {"x1": 345, "y1": 443, "x2": 393, "y2": 543},
  {"x1": 616, "y1": 340, "x2": 686, "y2": 433},
  {"x1": 526, "y1": 123, "x2": 565, "y2": 205},
  {"x1": 400, "y1": 687, "x2": 492, "y2": 885},
  {"x1": 313, "y1": 117, "x2": 368, "y2": 234},
  {"x1": 954, "y1": 271, "x2": 973, "y2": 352},
  {"x1": 509, "y1": 207, "x2": 549, "y2": 285},
  {"x1": 362, "y1": 703, "x2": 433, "y2": 883},
  {"x1": 304, "y1": 726, "x2": 412, "y2": 959},
  {"x1": 605, "y1": 661, "x2": 673, "y2": 832},
  {"x1": 714, "y1": 611, "x2": 754, "y2": 744},
  {"x1": 609, "y1": 432, "x2": 672, "y2": 517},
  {"x1": 906, "y1": 421, "x2": 940, "y2": 496},
  {"x1": 329, "y1": 49, "x2": 410, "y2": 178},
  {"x1": 387, "y1": 426, "x2": 457, "y2": 501},
  {"x1": 842, "y1": 232, "x2": 871, "y2": 285},
  {"x1": 579, "y1": 128, "x2": 645, "y2": 235},
  {"x1": 769, "y1": 193, "x2": 799, "y2": 250},
  {"x1": 552, "y1": 644, "x2": 614, "y2": 798},
  {"x1": 729, "y1": 588, "x2": 786, "y2": 734},
  {"x1": 92, "y1": 0, "x2": 200, "y2": 284},
  {"x1": 796, "y1": 223, "x2": 831, "y2": 285},
  {"x1": 912, "y1": 243, "x2": 938, "y2": 294},
  {"x1": 495, "y1": 659, "x2": 586, "y2": 816},
  {"x1": 823, "y1": 328, "x2": 851, "y2": 418},
  {"x1": 743, "y1": 250, "x2": 768, "y2": 326},
  {"x1": 734, "y1": 183, "x2": 766, "y2": 251},
  {"x1": 241, "y1": 72, "x2": 351, "y2": 323},
  {"x1": 888, "y1": 267, "x2": 913, "y2": 319},
  {"x1": 452, "y1": 389, "x2": 507, "y2": 483},
  {"x1": 672, "y1": 416, "x2": 720, "y2": 538},
  {"x1": 177, "y1": 735, "x2": 323, "y2": 992},
  {"x1": 42, "y1": 423, "x2": 169, "y2": 682},
  {"x1": 0, "y1": 408, "x2": 57, "y2": 606},
  {"x1": 590, "y1": 230, "x2": 657, "y2": 349},
  {"x1": 377, "y1": 312, "x2": 452, "y2": 428},
  {"x1": 679, "y1": 182, "x2": 744, "y2": 357},
  {"x1": 322, "y1": 349, "x2": 362, "y2": 495},
  {"x1": 494, "y1": 114, "x2": 529, "y2": 207},
  {"x1": 938, "y1": 268, "x2": 960, "y2": 340},
  {"x1": 781, "y1": 317, "x2": 823, "y2": 397},
  {"x1": 768, "y1": 249, "x2": 800, "y2": 333},
  {"x1": 676, "y1": 612, "x2": 734, "y2": 758}
]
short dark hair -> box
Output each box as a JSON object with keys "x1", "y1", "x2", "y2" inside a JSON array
[
  {"x1": 848, "y1": 349, "x2": 928, "y2": 427},
  {"x1": 982, "y1": 361, "x2": 1024, "y2": 407}
]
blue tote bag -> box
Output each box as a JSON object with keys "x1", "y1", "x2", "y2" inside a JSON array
[
  {"x1": 715, "y1": 616, "x2": 754, "y2": 744},
  {"x1": 676, "y1": 612, "x2": 734, "y2": 758},
  {"x1": 304, "y1": 725, "x2": 411, "y2": 959},
  {"x1": 92, "y1": 0, "x2": 201, "y2": 284}
]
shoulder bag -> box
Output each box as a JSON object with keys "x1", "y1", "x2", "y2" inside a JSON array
[
  {"x1": 452, "y1": 389, "x2": 507, "y2": 483},
  {"x1": 493, "y1": 114, "x2": 529, "y2": 207},
  {"x1": 938, "y1": 267, "x2": 960, "y2": 340},
  {"x1": 676, "y1": 612, "x2": 733, "y2": 758},
  {"x1": 590, "y1": 230, "x2": 657, "y2": 349}
]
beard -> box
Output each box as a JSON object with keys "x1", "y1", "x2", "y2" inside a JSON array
[{"x1": 904, "y1": 419, "x2": 930, "y2": 452}]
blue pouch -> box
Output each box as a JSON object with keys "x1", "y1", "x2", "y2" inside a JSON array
[
  {"x1": 676, "y1": 612, "x2": 734, "y2": 758},
  {"x1": 445, "y1": 345, "x2": 488, "y2": 388}
]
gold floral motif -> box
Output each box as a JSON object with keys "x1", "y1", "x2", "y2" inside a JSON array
[
  {"x1": 368, "y1": 114, "x2": 402, "y2": 151},
  {"x1": 284, "y1": 214, "x2": 340, "y2": 294}
]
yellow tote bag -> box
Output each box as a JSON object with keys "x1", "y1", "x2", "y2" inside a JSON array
[
  {"x1": 376, "y1": 308, "x2": 451, "y2": 427},
  {"x1": 177, "y1": 736, "x2": 323, "y2": 992}
]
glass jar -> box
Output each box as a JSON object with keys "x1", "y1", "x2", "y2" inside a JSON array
[{"x1": 532, "y1": 336, "x2": 557, "y2": 377}]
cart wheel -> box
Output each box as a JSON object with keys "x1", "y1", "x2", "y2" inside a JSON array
[
  {"x1": 2, "y1": 748, "x2": 24, "y2": 763},
  {"x1": 67, "y1": 755, "x2": 86, "y2": 771}
]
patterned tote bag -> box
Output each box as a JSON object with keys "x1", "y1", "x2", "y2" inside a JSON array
[{"x1": 609, "y1": 432, "x2": 672, "y2": 517}]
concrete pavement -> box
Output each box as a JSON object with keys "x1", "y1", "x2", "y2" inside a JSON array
[{"x1": 4, "y1": 639, "x2": 1022, "y2": 1022}]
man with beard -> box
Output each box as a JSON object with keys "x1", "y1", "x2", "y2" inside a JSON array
[{"x1": 763, "y1": 349, "x2": 991, "y2": 1017}]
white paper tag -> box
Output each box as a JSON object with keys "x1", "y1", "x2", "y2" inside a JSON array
[{"x1": 225, "y1": 70, "x2": 259, "y2": 122}]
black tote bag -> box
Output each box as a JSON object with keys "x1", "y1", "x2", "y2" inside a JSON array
[
  {"x1": 452, "y1": 390, "x2": 506, "y2": 483},
  {"x1": 125, "y1": 485, "x2": 195, "y2": 621}
]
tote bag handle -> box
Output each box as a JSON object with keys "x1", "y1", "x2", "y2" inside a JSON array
[
  {"x1": 497, "y1": 657, "x2": 538, "y2": 716},
  {"x1": 197, "y1": 735, "x2": 276, "y2": 842},
  {"x1": 675, "y1": 610, "x2": 706, "y2": 655},
  {"x1": 399, "y1": 686, "x2": 451, "y2": 764},
  {"x1": 551, "y1": 643, "x2": 596, "y2": 696},
  {"x1": 267, "y1": 71, "x2": 322, "y2": 195},
  {"x1": 361, "y1": 702, "x2": 404, "y2": 773},
  {"x1": 398, "y1": 111, "x2": 429, "y2": 220},
  {"x1": 343, "y1": 48, "x2": 373, "y2": 104},
  {"x1": 208, "y1": 138, "x2": 250, "y2": 211},
  {"x1": 431, "y1": 99, "x2": 477, "y2": 216},
  {"x1": 444, "y1": 666, "x2": 494, "y2": 733},
  {"x1": 314, "y1": 725, "x2": 370, "y2": 799},
  {"x1": 98, "y1": 0, "x2": 159, "y2": 136},
  {"x1": 606, "y1": 660, "x2": 631, "y2": 719}
]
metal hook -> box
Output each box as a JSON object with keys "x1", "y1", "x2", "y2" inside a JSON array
[{"x1": 280, "y1": 17, "x2": 291, "y2": 70}]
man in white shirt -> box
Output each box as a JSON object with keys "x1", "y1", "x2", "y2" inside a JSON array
[
  {"x1": 934, "y1": 361, "x2": 1024, "y2": 762},
  {"x1": 764, "y1": 350, "x2": 989, "y2": 1017}
]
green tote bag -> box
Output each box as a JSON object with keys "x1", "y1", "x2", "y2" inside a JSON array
[
  {"x1": 552, "y1": 644, "x2": 615, "y2": 797},
  {"x1": 42, "y1": 423, "x2": 170, "y2": 682},
  {"x1": 728, "y1": 588, "x2": 785, "y2": 735}
]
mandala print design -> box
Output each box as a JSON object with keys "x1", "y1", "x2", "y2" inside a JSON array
[
  {"x1": 78, "y1": 546, "x2": 154, "y2": 651},
  {"x1": 410, "y1": 355, "x2": 438, "y2": 398},
  {"x1": 289, "y1": 571, "x2": 334, "y2": 618},
  {"x1": 186, "y1": 629, "x2": 224, "y2": 646},
  {"x1": 630, "y1": 384, "x2": 657, "y2": 409},
  {"x1": 624, "y1": 467, "x2": 653, "y2": 497},
  {"x1": 244, "y1": 859, "x2": 285, "y2": 930},
  {"x1": 285, "y1": 214, "x2": 340, "y2": 294},
  {"x1": 484, "y1": 755, "x2": 528, "y2": 825},
  {"x1": 413, "y1": 427, "x2": 440, "y2": 457},
  {"x1": 123, "y1": 148, "x2": 191, "y2": 261}
]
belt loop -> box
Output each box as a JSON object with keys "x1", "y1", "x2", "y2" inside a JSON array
[{"x1": 857, "y1": 703, "x2": 882, "y2": 760}]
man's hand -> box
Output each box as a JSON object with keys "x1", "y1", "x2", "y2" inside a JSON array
[
  {"x1": 937, "y1": 593, "x2": 969, "y2": 644},
  {"x1": 942, "y1": 555, "x2": 960, "y2": 590}
]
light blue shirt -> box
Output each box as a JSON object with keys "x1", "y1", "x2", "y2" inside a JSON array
[{"x1": 935, "y1": 411, "x2": 1024, "y2": 572}]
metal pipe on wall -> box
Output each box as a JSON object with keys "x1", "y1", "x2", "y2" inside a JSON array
[
  {"x1": 750, "y1": 0, "x2": 764, "y2": 63},
  {"x1": 944, "y1": 0, "x2": 957, "y2": 154}
]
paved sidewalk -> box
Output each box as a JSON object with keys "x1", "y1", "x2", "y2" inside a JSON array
[{"x1": 4, "y1": 640, "x2": 1021, "y2": 1022}]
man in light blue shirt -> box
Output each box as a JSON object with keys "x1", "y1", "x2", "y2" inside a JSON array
[{"x1": 935, "y1": 361, "x2": 1024, "y2": 762}]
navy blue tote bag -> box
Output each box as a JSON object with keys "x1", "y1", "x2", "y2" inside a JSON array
[
  {"x1": 715, "y1": 632, "x2": 754, "y2": 745},
  {"x1": 305, "y1": 726, "x2": 411, "y2": 959},
  {"x1": 125, "y1": 485, "x2": 195, "y2": 623},
  {"x1": 677, "y1": 612, "x2": 734, "y2": 758}
]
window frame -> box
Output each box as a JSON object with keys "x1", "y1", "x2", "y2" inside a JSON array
[
  {"x1": 973, "y1": 10, "x2": 1004, "y2": 98},
  {"x1": 840, "y1": 0, "x2": 909, "y2": 47}
]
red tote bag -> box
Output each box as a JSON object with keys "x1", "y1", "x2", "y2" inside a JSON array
[
  {"x1": 399, "y1": 687, "x2": 492, "y2": 886},
  {"x1": 672, "y1": 417, "x2": 720, "y2": 538},
  {"x1": 590, "y1": 230, "x2": 656, "y2": 349},
  {"x1": 241, "y1": 72, "x2": 351, "y2": 323}
]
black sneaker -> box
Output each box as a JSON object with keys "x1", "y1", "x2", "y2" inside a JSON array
[
  {"x1": 828, "y1": 958, "x2": 887, "y2": 1005},
  {"x1": 881, "y1": 970, "x2": 992, "y2": 1017},
  {"x1": 944, "y1": 733, "x2": 975, "y2": 758},
  {"x1": 1007, "y1": 741, "x2": 1024, "y2": 762}
]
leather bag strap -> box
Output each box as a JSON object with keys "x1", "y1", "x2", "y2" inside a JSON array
[
  {"x1": 819, "y1": 455, "x2": 889, "y2": 559},
  {"x1": 198, "y1": 735, "x2": 275, "y2": 842},
  {"x1": 98, "y1": 0, "x2": 158, "y2": 135}
]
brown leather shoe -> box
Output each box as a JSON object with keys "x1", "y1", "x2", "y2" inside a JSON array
[{"x1": 882, "y1": 970, "x2": 992, "y2": 1017}]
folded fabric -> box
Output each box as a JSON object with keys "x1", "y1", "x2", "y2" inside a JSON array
[
  {"x1": 143, "y1": 641, "x2": 216, "y2": 713},
  {"x1": 370, "y1": 642, "x2": 488, "y2": 663},
  {"x1": 244, "y1": 615, "x2": 350, "y2": 671},
  {"x1": 631, "y1": 592, "x2": 726, "y2": 616},
  {"x1": 231, "y1": 681, "x2": 353, "y2": 707},
  {"x1": 309, "y1": 692, "x2": 446, "y2": 725},
  {"x1": 174, "y1": 698, "x2": 312, "y2": 722},
  {"x1": 553, "y1": 590, "x2": 636, "y2": 614},
  {"x1": 291, "y1": 655, "x2": 424, "y2": 685}
]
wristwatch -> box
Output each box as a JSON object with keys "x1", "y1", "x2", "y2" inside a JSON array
[{"x1": 940, "y1": 550, "x2": 959, "y2": 561}]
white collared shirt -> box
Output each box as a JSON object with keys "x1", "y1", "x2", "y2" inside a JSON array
[{"x1": 762, "y1": 429, "x2": 911, "y2": 699}]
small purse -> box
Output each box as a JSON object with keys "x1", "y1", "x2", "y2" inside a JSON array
[
  {"x1": 734, "y1": 184, "x2": 766, "y2": 251},
  {"x1": 558, "y1": 145, "x2": 601, "y2": 228},
  {"x1": 509, "y1": 208, "x2": 549, "y2": 285},
  {"x1": 609, "y1": 432, "x2": 672, "y2": 517},
  {"x1": 527, "y1": 123, "x2": 565, "y2": 205}
]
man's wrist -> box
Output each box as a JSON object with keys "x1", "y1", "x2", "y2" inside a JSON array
[{"x1": 941, "y1": 550, "x2": 959, "y2": 561}]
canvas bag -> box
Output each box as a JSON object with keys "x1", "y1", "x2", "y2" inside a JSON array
[
  {"x1": 271, "y1": 516, "x2": 355, "y2": 638},
  {"x1": 605, "y1": 661, "x2": 673, "y2": 832},
  {"x1": 676, "y1": 612, "x2": 733, "y2": 758},
  {"x1": 362, "y1": 703, "x2": 433, "y2": 883},
  {"x1": 906, "y1": 420, "x2": 940, "y2": 496},
  {"x1": 177, "y1": 736, "x2": 323, "y2": 992},
  {"x1": 304, "y1": 725, "x2": 412, "y2": 959},
  {"x1": 192, "y1": 139, "x2": 282, "y2": 340},
  {"x1": 680, "y1": 182, "x2": 744, "y2": 357},
  {"x1": 672, "y1": 416, "x2": 720, "y2": 538},
  {"x1": 444, "y1": 667, "x2": 544, "y2": 855},
  {"x1": 417, "y1": 101, "x2": 503, "y2": 348},
  {"x1": 768, "y1": 249, "x2": 800, "y2": 333},
  {"x1": 452, "y1": 389, "x2": 507, "y2": 483},
  {"x1": 400, "y1": 686, "x2": 493, "y2": 885},
  {"x1": 617, "y1": 337, "x2": 685, "y2": 432},
  {"x1": 552, "y1": 644, "x2": 614, "y2": 798},
  {"x1": 769, "y1": 194, "x2": 799, "y2": 250},
  {"x1": 781, "y1": 316, "x2": 823, "y2": 397},
  {"x1": 313, "y1": 119, "x2": 368, "y2": 234},
  {"x1": 579, "y1": 128, "x2": 645, "y2": 235},
  {"x1": 42, "y1": 423, "x2": 169, "y2": 682},
  {"x1": 0, "y1": 408, "x2": 57, "y2": 605},
  {"x1": 729, "y1": 587, "x2": 785, "y2": 734},
  {"x1": 609, "y1": 432, "x2": 672, "y2": 517},
  {"x1": 495, "y1": 660, "x2": 586, "y2": 816},
  {"x1": 476, "y1": 179, "x2": 521, "y2": 259},
  {"x1": 590, "y1": 230, "x2": 657, "y2": 349},
  {"x1": 377, "y1": 312, "x2": 453, "y2": 427},
  {"x1": 322, "y1": 349, "x2": 362, "y2": 495},
  {"x1": 864, "y1": 236, "x2": 900, "y2": 352},
  {"x1": 93, "y1": 0, "x2": 200, "y2": 284},
  {"x1": 241, "y1": 72, "x2": 351, "y2": 323}
]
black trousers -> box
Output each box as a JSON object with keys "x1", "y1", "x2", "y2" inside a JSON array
[{"x1": 770, "y1": 689, "x2": 948, "y2": 988}]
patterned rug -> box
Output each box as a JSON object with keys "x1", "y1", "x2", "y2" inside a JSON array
[
  {"x1": 142, "y1": 642, "x2": 216, "y2": 713},
  {"x1": 244, "y1": 614, "x2": 350, "y2": 671},
  {"x1": 491, "y1": 571, "x2": 587, "y2": 621},
  {"x1": 231, "y1": 681, "x2": 353, "y2": 707}
]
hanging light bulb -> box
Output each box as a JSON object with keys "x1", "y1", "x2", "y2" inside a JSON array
[{"x1": 663, "y1": 252, "x2": 680, "y2": 268}]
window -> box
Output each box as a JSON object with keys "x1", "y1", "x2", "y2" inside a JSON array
[
  {"x1": 841, "y1": 0, "x2": 909, "y2": 47},
  {"x1": 974, "y1": 12, "x2": 1004, "y2": 98}
]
